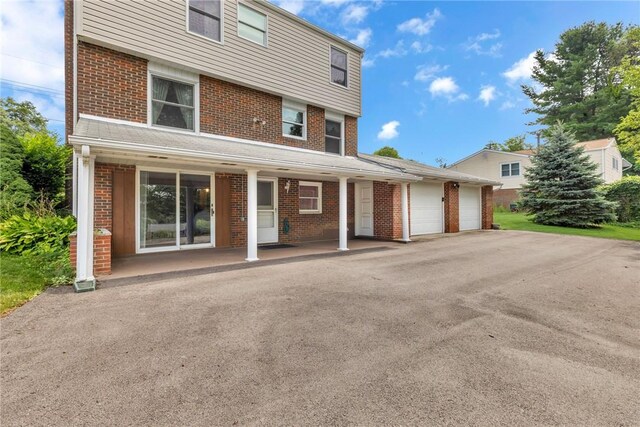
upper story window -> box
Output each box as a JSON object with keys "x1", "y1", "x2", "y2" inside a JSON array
[
  {"x1": 501, "y1": 162, "x2": 520, "y2": 177},
  {"x1": 282, "y1": 100, "x2": 306, "y2": 140},
  {"x1": 330, "y1": 47, "x2": 348, "y2": 87},
  {"x1": 151, "y1": 76, "x2": 195, "y2": 131},
  {"x1": 613, "y1": 157, "x2": 619, "y2": 170},
  {"x1": 325, "y1": 113, "x2": 344, "y2": 155},
  {"x1": 238, "y1": 3, "x2": 267, "y2": 46},
  {"x1": 188, "y1": 0, "x2": 222, "y2": 42}
]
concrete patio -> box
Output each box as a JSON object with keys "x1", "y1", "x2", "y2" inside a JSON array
[{"x1": 108, "y1": 239, "x2": 397, "y2": 280}]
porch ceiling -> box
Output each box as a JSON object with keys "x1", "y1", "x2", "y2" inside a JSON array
[{"x1": 70, "y1": 116, "x2": 420, "y2": 183}]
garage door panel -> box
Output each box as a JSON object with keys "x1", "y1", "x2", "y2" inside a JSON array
[
  {"x1": 459, "y1": 186, "x2": 481, "y2": 231},
  {"x1": 410, "y1": 183, "x2": 443, "y2": 235}
]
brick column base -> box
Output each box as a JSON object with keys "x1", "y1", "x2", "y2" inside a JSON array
[
  {"x1": 481, "y1": 186, "x2": 494, "y2": 230},
  {"x1": 69, "y1": 229, "x2": 112, "y2": 277}
]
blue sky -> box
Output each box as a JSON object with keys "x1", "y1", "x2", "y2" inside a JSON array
[{"x1": 1, "y1": 1, "x2": 638, "y2": 166}]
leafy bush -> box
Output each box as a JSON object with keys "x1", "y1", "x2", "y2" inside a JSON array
[
  {"x1": 21, "y1": 131, "x2": 70, "y2": 205},
  {"x1": 0, "y1": 123, "x2": 34, "y2": 219},
  {"x1": 601, "y1": 176, "x2": 640, "y2": 223},
  {"x1": 0, "y1": 212, "x2": 76, "y2": 255}
]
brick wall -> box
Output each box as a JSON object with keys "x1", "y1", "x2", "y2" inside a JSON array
[
  {"x1": 77, "y1": 42, "x2": 148, "y2": 123},
  {"x1": 278, "y1": 179, "x2": 355, "y2": 243},
  {"x1": 493, "y1": 188, "x2": 520, "y2": 207},
  {"x1": 69, "y1": 233, "x2": 112, "y2": 276},
  {"x1": 373, "y1": 181, "x2": 403, "y2": 240},
  {"x1": 481, "y1": 186, "x2": 494, "y2": 230},
  {"x1": 444, "y1": 182, "x2": 460, "y2": 233},
  {"x1": 76, "y1": 43, "x2": 359, "y2": 155}
]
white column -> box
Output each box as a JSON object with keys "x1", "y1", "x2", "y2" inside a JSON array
[
  {"x1": 246, "y1": 169, "x2": 259, "y2": 261},
  {"x1": 401, "y1": 182, "x2": 411, "y2": 242},
  {"x1": 74, "y1": 145, "x2": 96, "y2": 292},
  {"x1": 338, "y1": 176, "x2": 349, "y2": 251}
]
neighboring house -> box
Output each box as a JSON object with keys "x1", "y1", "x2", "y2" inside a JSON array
[
  {"x1": 447, "y1": 138, "x2": 632, "y2": 207},
  {"x1": 65, "y1": 0, "x2": 496, "y2": 291},
  {"x1": 359, "y1": 154, "x2": 500, "y2": 234}
]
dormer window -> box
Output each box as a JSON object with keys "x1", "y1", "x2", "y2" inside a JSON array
[
  {"x1": 188, "y1": 0, "x2": 222, "y2": 42},
  {"x1": 330, "y1": 46, "x2": 348, "y2": 87}
]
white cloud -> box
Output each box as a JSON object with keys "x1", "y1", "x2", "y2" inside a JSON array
[
  {"x1": 321, "y1": 0, "x2": 350, "y2": 6},
  {"x1": 377, "y1": 40, "x2": 408, "y2": 58},
  {"x1": 429, "y1": 77, "x2": 468, "y2": 102},
  {"x1": 342, "y1": 4, "x2": 369, "y2": 24},
  {"x1": 503, "y1": 50, "x2": 539, "y2": 83},
  {"x1": 414, "y1": 64, "x2": 448, "y2": 82},
  {"x1": 410, "y1": 41, "x2": 433, "y2": 54},
  {"x1": 499, "y1": 100, "x2": 516, "y2": 110},
  {"x1": 377, "y1": 120, "x2": 400, "y2": 140},
  {"x1": 349, "y1": 28, "x2": 372, "y2": 47},
  {"x1": 464, "y1": 29, "x2": 502, "y2": 57},
  {"x1": 0, "y1": 0, "x2": 64, "y2": 92},
  {"x1": 478, "y1": 85, "x2": 497, "y2": 106},
  {"x1": 274, "y1": 0, "x2": 306, "y2": 15},
  {"x1": 397, "y1": 9, "x2": 442, "y2": 36},
  {"x1": 361, "y1": 56, "x2": 375, "y2": 68}
]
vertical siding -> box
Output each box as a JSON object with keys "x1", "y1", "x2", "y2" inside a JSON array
[{"x1": 78, "y1": 0, "x2": 362, "y2": 116}]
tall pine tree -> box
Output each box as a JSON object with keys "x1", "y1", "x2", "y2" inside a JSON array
[{"x1": 519, "y1": 123, "x2": 616, "y2": 227}]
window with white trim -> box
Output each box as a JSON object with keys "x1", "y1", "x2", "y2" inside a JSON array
[
  {"x1": 330, "y1": 46, "x2": 348, "y2": 87},
  {"x1": 613, "y1": 157, "x2": 619, "y2": 170},
  {"x1": 325, "y1": 113, "x2": 344, "y2": 155},
  {"x1": 151, "y1": 76, "x2": 195, "y2": 131},
  {"x1": 188, "y1": 0, "x2": 222, "y2": 42},
  {"x1": 282, "y1": 100, "x2": 306, "y2": 139},
  {"x1": 299, "y1": 181, "x2": 322, "y2": 214},
  {"x1": 501, "y1": 162, "x2": 520, "y2": 177},
  {"x1": 238, "y1": 3, "x2": 267, "y2": 46}
]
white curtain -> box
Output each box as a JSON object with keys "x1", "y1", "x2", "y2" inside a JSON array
[
  {"x1": 152, "y1": 78, "x2": 170, "y2": 123},
  {"x1": 174, "y1": 83, "x2": 194, "y2": 129}
]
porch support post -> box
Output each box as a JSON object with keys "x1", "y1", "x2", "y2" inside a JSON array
[
  {"x1": 401, "y1": 182, "x2": 411, "y2": 242},
  {"x1": 74, "y1": 145, "x2": 96, "y2": 292},
  {"x1": 338, "y1": 176, "x2": 349, "y2": 251},
  {"x1": 246, "y1": 168, "x2": 259, "y2": 261}
]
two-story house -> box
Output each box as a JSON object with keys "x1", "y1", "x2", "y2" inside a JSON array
[
  {"x1": 65, "y1": 0, "x2": 496, "y2": 291},
  {"x1": 448, "y1": 138, "x2": 632, "y2": 207}
]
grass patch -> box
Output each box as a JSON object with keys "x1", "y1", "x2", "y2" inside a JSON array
[
  {"x1": 495, "y1": 211, "x2": 640, "y2": 241},
  {"x1": 0, "y1": 252, "x2": 73, "y2": 315}
]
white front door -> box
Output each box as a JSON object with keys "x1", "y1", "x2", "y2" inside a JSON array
[
  {"x1": 355, "y1": 181, "x2": 374, "y2": 236},
  {"x1": 410, "y1": 182, "x2": 444, "y2": 235},
  {"x1": 459, "y1": 185, "x2": 481, "y2": 231},
  {"x1": 257, "y1": 178, "x2": 278, "y2": 244}
]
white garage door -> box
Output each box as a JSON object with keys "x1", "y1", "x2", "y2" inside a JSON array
[
  {"x1": 410, "y1": 182, "x2": 443, "y2": 235},
  {"x1": 459, "y1": 186, "x2": 481, "y2": 231}
]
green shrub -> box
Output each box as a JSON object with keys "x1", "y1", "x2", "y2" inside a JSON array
[
  {"x1": 601, "y1": 176, "x2": 640, "y2": 223},
  {"x1": 0, "y1": 212, "x2": 76, "y2": 255}
]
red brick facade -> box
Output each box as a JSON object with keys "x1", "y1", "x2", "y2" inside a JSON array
[
  {"x1": 481, "y1": 186, "x2": 494, "y2": 230},
  {"x1": 493, "y1": 188, "x2": 520, "y2": 207},
  {"x1": 443, "y1": 182, "x2": 460, "y2": 233},
  {"x1": 373, "y1": 182, "x2": 403, "y2": 240},
  {"x1": 69, "y1": 233, "x2": 112, "y2": 276}
]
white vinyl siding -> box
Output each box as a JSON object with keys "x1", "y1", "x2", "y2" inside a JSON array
[
  {"x1": 79, "y1": 0, "x2": 362, "y2": 116},
  {"x1": 237, "y1": 3, "x2": 267, "y2": 46}
]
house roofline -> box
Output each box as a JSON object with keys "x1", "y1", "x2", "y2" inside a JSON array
[{"x1": 447, "y1": 149, "x2": 532, "y2": 168}]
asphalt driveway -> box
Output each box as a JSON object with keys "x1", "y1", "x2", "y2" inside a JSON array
[{"x1": 2, "y1": 231, "x2": 639, "y2": 426}]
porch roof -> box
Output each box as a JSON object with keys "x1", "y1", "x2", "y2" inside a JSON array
[
  {"x1": 358, "y1": 153, "x2": 502, "y2": 186},
  {"x1": 70, "y1": 117, "x2": 420, "y2": 182}
]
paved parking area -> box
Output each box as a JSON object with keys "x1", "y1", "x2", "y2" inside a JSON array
[{"x1": 2, "y1": 231, "x2": 639, "y2": 426}]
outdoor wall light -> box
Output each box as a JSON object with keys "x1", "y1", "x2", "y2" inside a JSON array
[
  {"x1": 285, "y1": 180, "x2": 291, "y2": 193},
  {"x1": 453, "y1": 182, "x2": 460, "y2": 189},
  {"x1": 252, "y1": 117, "x2": 267, "y2": 125}
]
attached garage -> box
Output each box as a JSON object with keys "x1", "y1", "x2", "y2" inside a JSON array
[
  {"x1": 459, "y1": 185, "x2": 481, "y2": 231},
  {"x1": 410, "y1": 182, "x2": 443, "y2": 235}
]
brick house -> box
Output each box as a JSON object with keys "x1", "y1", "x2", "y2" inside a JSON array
[{"x1": 66, "y1": 0, "x2": 496, "y2": 291}]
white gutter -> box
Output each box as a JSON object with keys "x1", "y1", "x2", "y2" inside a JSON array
[{"x1": 68, "y1": 136, "x2": 420, "y2": 182}]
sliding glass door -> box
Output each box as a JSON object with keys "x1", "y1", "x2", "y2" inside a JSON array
[{"x1": 139, "y1": 169, "x2": 214, "y2": 252}]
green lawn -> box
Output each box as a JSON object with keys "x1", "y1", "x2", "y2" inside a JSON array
[
  {"x1": 1, "y1": 255, "x2": 53, "y2": 315},
  {"x1": 495, "y1": 211, "x2": 640, "y2": 241}
]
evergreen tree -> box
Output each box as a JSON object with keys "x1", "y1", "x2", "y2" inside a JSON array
[
  {"x1": 519, "y1": 123, "x2": 616, "y2": 227},
  {"x1": 522, "y1": 22, "x2": 639, "y2": 140}
]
